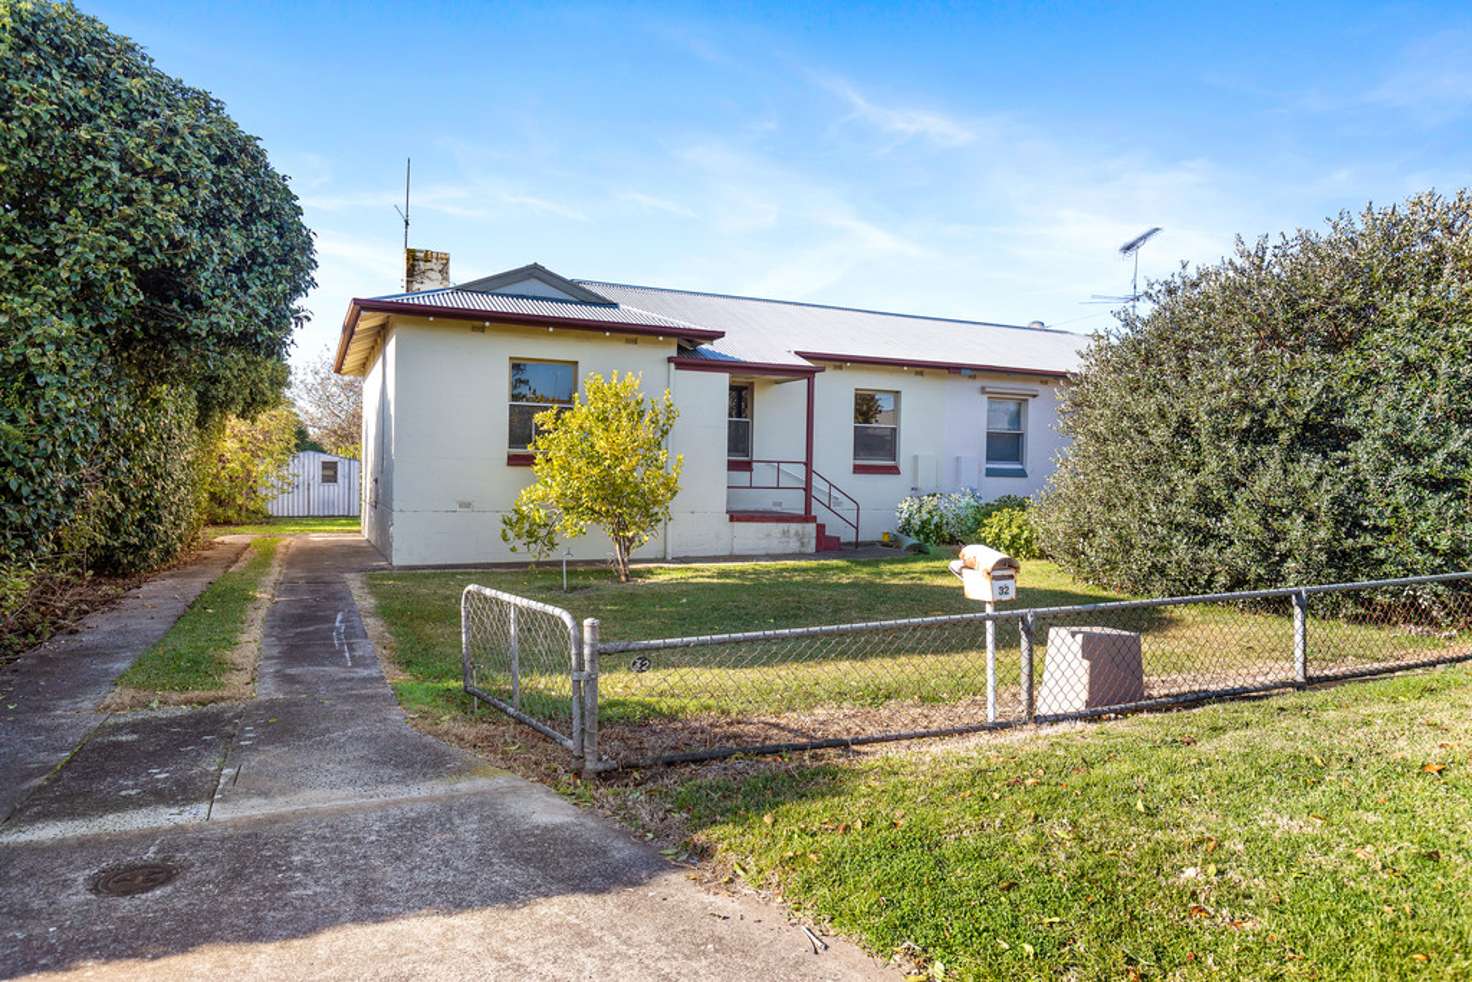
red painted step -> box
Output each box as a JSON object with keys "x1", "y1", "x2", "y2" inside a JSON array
[{"x1": 815, "y1": 522, "x2": 844, "y2": 552}]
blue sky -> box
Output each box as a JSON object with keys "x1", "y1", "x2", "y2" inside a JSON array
[{"x1": 85, "y1": 1, "x2": 1472, "y2": 369}]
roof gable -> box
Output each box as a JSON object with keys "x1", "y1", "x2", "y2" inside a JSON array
[{"x1": 455, "y1": 263, "x2": 612, "y2": 304}]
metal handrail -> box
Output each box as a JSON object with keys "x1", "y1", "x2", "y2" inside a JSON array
[
  {"x1": 811, "y1": 467, "x2": 860, "y2": 546},
  {"x1": 729, "y1": 458, "x2": 806, "y2": 490},
  {"x1": 727, "y1": 459, "x2": 861, "y2": 546}
]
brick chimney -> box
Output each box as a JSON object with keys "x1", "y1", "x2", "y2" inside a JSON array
[{"x1": 404, "y1": 248, "x2": 450, "y2": 293}]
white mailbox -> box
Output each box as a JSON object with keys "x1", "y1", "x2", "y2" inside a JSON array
[{"x1": 949, "y1": 544, "x2": 1021, "y2": 603}]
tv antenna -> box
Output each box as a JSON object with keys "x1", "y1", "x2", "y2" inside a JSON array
[
  {"x1": 393, "y1": 158, "x2": 411, "y2": 251},
  {"x1": 1086, "y1": 226, "x2": 1162, "y2": 311}
]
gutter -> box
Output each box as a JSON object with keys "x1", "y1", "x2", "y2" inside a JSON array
[
  {"x1": 335, "y1": 298, "x2": 726, "y2": 373},
  {"x1": 667, "y1": 356, "x2": 824, "y2": 376},
  {"x1": 794, "y1": 350, "x2": 1070, "y2": 379}
]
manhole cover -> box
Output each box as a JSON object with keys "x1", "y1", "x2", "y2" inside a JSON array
[{"x1": 91, "y1": 862, "x2": 179, "y2": 897}]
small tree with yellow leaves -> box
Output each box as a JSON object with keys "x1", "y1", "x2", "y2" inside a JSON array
[{"x1": 501, "y1": 372, "x2": 682, "y2": 582}]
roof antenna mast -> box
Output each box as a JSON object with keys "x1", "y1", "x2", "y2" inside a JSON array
[
  {"x1": 1086, "y1": 226, "x2": 1162, "y2": 315},
  {"x1": 393, "y1": 157, "x2": 411, "y2": 252}
]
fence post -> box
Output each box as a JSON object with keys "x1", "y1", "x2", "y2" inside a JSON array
[
  {"x1": 985, "y1": 602, "x2": 997, "y2": 723},
  {"x1": 1020, "y1": 611, "x2": 1036, "y2": 723},
  {"x1": 569, "y1": 622, "x2": 583, "y2": 758},
  {"x1": 1293, "y1": 589, "x2": 1309, "y2": 686},
  {"x1": 509, "y1": 605, "x2": 521, "y2": 709},
  {"x1": 581, "y1": 618, "x2": 601, "y2": 779},
  {"x1": 460, "y1": 589, "x2": 477, "y2": 716}
]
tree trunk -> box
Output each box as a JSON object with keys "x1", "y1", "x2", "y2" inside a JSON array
[{"x1": 612, "y1": 538, "x2": 631, "y2": 583}]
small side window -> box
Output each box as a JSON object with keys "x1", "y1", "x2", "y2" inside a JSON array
[
  {"x1": 321, "y1": 460, "x2": 339, "y2": 485},
  {"x1": 853, "y1": 389, "x2": 899, "y2": 463},
  {"x1": 985, "y1": 398, "x2": 1026, "y2": 470}
]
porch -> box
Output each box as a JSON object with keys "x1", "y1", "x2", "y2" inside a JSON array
[
  {"x1": 726, "y1": 460, "x2": 860, "y2": 551},
  {"x1": 671, "y1": 353, "x2": 862, "y2": 553}
]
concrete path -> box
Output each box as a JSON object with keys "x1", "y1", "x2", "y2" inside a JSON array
[
  {"x1": 0, "y1": 540, "x2": 248, "y2": 821},
  {"x1": 0, "y1": 536, "x2": 889, "y2": 981}
]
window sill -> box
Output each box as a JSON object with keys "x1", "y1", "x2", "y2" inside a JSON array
[
  {"x1": 853, "y1": 463, "x2": 901, "y2": 475},
  {"x1": 985, "y1": 465, "x2": 1027, "y2": 478},
  {"x1": 507, "y1": 452, "x2": 535, "y2": 467},
  {"x1": 726, "y1": 459, "x2": 754, "y2": 472}
]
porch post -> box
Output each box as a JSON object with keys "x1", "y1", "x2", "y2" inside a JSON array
[{"x1": 803, "y1": 373, "x2": 815, "y2": 519}]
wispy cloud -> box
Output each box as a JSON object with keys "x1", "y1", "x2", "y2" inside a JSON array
[
  {"x1": 297, "y1": 227, "x2": 401, "y2": 332},
  {"x1": 741, "y1": 211, "x2": 926, "y2": 301},
  {"x1": 618, "y1": 190, "x2": 699, "y2": 218},
  {"x1": 302, "y1": 182, "x2": 586, "y2": 222},
  {"x1": 661, "y1": 138, "x2": 930, "y2": 301},
  {"x1": 287, "y1": 25, "x2": 1436, "y2": 362},
  {"x1": 276, "y1": 151, "x2": 334, "y2": 192},
  {"x1": 499, "y1": 192, "x2": 588, "y2": 222},
  {"x1": 645, "y1": 21, "x2": 732, "y2": 66},
  {"x1": 817, "y1": 75, "x2": 978, "y2": 149},
  {"x1": 1367, "y1": 30, "x2": 1472, "y2": 121}
]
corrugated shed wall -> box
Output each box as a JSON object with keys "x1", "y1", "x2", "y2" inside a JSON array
[{"x1": 268, "y1": 451, "x2": 362, "y2": 517}]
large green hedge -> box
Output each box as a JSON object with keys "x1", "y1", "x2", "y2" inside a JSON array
[
  {"x1": 0, "y1": 1, "x2": 314, "y2": 581},
  {"x1": 1038, "y1": 192, "x2": 1472, "y2": 595}
]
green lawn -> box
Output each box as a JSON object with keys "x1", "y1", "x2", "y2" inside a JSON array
[
  {"x1": 208, "y1": 516, "x2": 359, "y2": 536},
  {"x1": 672, "y1": 666, "x2": 1472, "y2": 979},
  {"x1": 118, "y1": 537, "x2": 278, "y2": 691},
  {"x1": 368, "y1": 556, "x2": 1120, "y2": 720},
  {"x1": 366, "y1": 557, "x2": 1466, "y2": 725},
  {"x1": 368, "y1": 556, "x2": 1472, "y2": 976}
]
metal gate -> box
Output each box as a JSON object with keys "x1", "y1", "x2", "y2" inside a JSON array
[{"x1": 460, "y1": 585, "x2": 589, "y2": 759}]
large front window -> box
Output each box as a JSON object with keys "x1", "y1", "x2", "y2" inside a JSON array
[
  {"x1": 727, "y1": 383, "x2": 752, "y2": 459},
  {"x1": 853, "y1": 389, "x2": 899, "y2": 463},
  {"x1": 986, "y1": 397, "x2": 1026, "y2": 470},
  {"x1": 509, "y1": 359, "x2": 577, "y2": 450}
]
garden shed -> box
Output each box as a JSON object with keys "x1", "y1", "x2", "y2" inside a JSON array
[{"x1": 268, "y1": 450, "x2": 361, "y2": 517}]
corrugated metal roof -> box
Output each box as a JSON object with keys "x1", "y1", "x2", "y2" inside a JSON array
[
  {"x1": 576, "y1": 280, "x2": 1088, "y2": 375},
  {"x1": 342, "y1": 271, "x2": 1087, "y2": 378},
  {"x1": 367, "y1": 286, "x2": 707, "y2": 332}
]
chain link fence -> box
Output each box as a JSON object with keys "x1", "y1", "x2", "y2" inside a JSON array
[
  {"x1": 460, "y1": 585, "x2": 585, "y2": 755},
  {"x1": 462, "y1": 572, "x2": 1472, "y2": 775}
]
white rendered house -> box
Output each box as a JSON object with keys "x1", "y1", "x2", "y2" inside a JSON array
[{"x1": 335, "y1": 255, "x2": 1086, "y2": 566}]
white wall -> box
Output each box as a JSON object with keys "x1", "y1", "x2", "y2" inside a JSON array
[
  {"x1": 806, "y1": 364, "x2": 1067, "y2": 542},
  {"x1": 725, "y1": 375, "x2": 810, "y2": 515},
  {"x1": 360, "y1": 329, "x2": 396, "y2": 558},
  {"x1": 943, "y1": 372, "x2": 1067, "y2": 500},
  {"x1": 665, "y1": 368, "x2": 736, "y2": 557},
  {"x1": 360, "y1": 314, "x2": 1069, "y2": 565},
  {"x1": 380, "y1": 317, "x2": 738, "y2": 566}
]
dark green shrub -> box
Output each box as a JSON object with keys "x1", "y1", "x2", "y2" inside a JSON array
[
  {"x1": 1038, "y1": 191, "x2": 1472, "y2": 596},
  {"x1": 0, "y1": 2, "x2": 314, "y2": 580}
]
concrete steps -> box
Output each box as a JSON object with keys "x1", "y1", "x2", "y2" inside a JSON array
[{"x1": 815, "y1": 522, "x2": 845, "y2": 552}]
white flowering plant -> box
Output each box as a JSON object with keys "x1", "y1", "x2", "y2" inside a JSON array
[{"x1": 895, "y1": 490, "x2": 989, "y2": 546}]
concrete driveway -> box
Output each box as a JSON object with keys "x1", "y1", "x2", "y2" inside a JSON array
[{"x1": 0, "y1": 536, "x2": 889, "y2": 980}]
